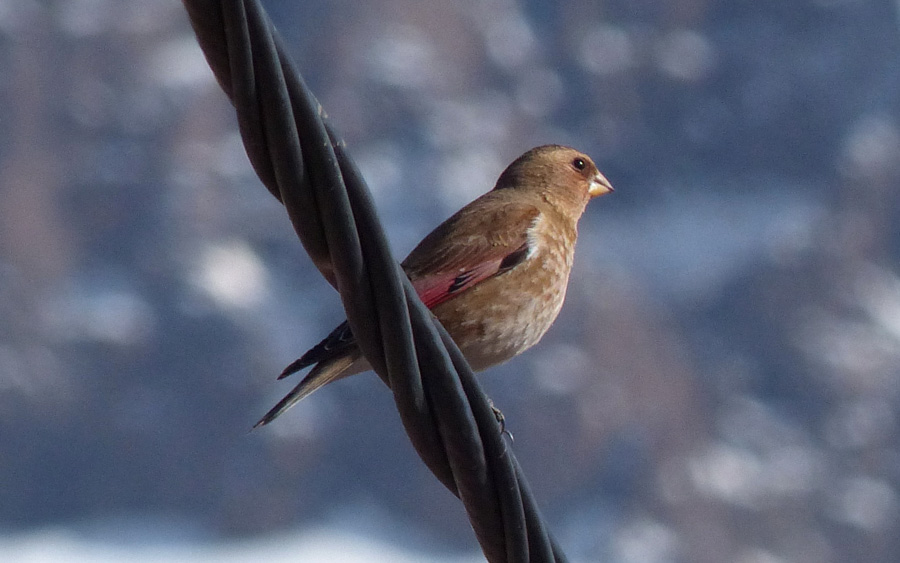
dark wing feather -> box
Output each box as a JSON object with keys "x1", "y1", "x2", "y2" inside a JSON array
[{"x1": 279, "y1": 321, "x2": 355, "y2": 379}]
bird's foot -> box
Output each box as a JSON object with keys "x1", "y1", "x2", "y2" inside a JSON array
[{"x1": 489, "y1": 400, "x2": 514, "y2": 442}]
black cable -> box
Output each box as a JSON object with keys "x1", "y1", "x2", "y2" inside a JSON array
[{"x1": 183, "y1": 2, "x2": 569, "y2": 561}]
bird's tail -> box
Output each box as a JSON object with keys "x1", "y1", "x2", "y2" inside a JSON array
[{"x1": 254, "y1": 350, "x2": 362, "y2": 428}]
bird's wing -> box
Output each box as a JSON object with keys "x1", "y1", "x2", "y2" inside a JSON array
[
  {"x1": 409, "y1": 241, "x2": 530, "y2": 308},
  {"x1": 279, "y1": 321, "x2": 354, "y2": 378},
  {"x1": 281, "y1": 201, "x2": 540, "y2": 379},
  {"x1": 403, "y1": 202, "x2": 540, "y2": 308}
]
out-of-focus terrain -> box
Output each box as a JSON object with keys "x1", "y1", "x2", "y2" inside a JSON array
[{"x1": 2, "y1": 1, "x2": 899, "y2": 561}]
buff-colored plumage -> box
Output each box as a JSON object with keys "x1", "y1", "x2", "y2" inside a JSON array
[{"x1": 255, "y1": 145, "x2": 613, "y2": 427}]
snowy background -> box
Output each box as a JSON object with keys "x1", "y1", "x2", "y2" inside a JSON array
[{"x1": 2, "y1": 0, "x2": 900, "y2": 561}]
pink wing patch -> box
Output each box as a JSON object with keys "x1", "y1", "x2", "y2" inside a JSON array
[
  {"x1": 411, "y1": 242, "x2": 531, "y2": 309},
  {"x1": 412, "y1": 260, "x2": 500, "y2": 309}
]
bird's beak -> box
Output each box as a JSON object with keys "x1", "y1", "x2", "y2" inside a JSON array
[{"x1": 588, "y1": 171, "x2": 614, "y2": 197}]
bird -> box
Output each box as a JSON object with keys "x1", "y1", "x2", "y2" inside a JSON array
[{"x1": 255, "y1": 144, "x2": 613, "y2": 428}]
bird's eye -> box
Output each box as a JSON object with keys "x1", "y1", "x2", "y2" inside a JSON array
[{"x1": 572, "y1": 158, "x2": 586, "y2": 171}]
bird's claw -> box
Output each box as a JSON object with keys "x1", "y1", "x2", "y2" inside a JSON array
[{"x1": 489, "y1": 401, "x2": 514, "y2": 442}]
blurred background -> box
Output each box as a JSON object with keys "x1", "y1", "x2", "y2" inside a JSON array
[{"x1": 2, "y1": 0, "x2": 900, "y2": 561}]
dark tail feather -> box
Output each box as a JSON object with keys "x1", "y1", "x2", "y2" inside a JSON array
[
  {"x1": 254, "y1": 351, "x2": 361, "y2": 428},
  {"x1": 278, "y1": 356, "x2": 311, "y2": 379}
]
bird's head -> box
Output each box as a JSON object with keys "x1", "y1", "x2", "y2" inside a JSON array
[{"x1": 494, "y1": 145, "x2": 613, "y2": 216}]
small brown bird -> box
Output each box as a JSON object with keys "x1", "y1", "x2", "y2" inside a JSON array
[{"x1": 256, "y1": 145, "x2": 613, "y2": 427}]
